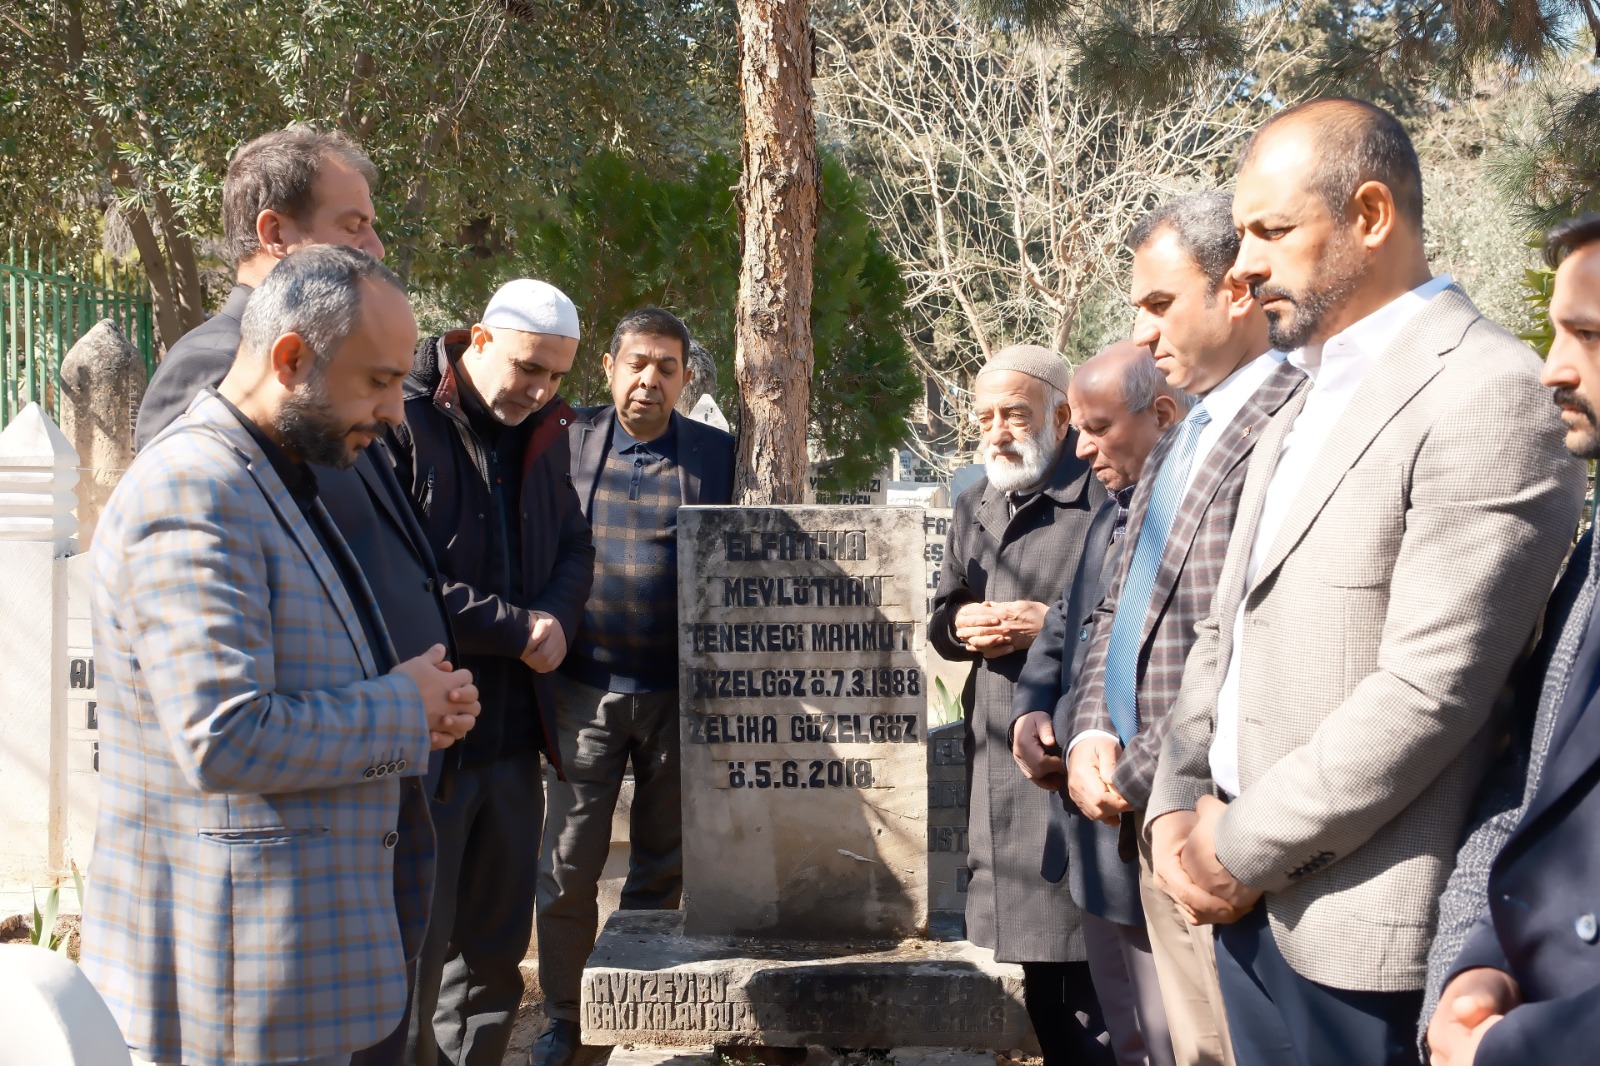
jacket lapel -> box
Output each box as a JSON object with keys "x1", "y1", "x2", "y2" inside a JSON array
[
  {"x1": 1248, "y1": 286, "x2": 1478, "y2": 594},
  {"x1": 1138, "y1": 362, "x2": 1306, "y2": 645},
  {"x1": 676, "y1": 413, "x2": 705, "y2": 504},
  {"x1": 1518, "y1": 683, "x2": 1600, "y2": 837},
  {"x1": 195, "y1": 393, "x2": 380, "y2": 676},
  {"x1": 354, "y1": 446, "x2": 437, "y2": 574},
  {"x1": 1212, "y1": 388, "x2": 1305, "y2": 668},
  {"x1": 572, "y1": 407, "x2": 612, "y2": 515}
]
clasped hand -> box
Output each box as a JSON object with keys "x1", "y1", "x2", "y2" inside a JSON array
[
  {"x1": 1149, "y1": 796, "x2": 1261, "y2": 925},
  {"x1": 1426, "y1": 967, "x2": 1520, "y2": 1066},
  {"x1": 954, "y1": 600, "x2": 1048, "y2": 658},
  {"x1": 522, "y1": 610, "x2": 568, "y2": 673},
  {"x1": 1012, "y1": 711, "x2": 1066, "y2": 791},
  {"x1": 1065, "y1": 735, "x2": 1132, "y2": 825},
  {"x1": 393, "y1": 643, "x2": 481, "y2": 751}
]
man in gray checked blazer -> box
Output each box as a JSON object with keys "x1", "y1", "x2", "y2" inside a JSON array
[
  {"x1": 83, "y1": 247, "x2": 480, "y2": 1066},
  {"x1": 1056, "y1": 191, "x2": 1305, "y2": 1066},
  {"x1": 1146, "y1": 99, "x2": 1584, "y2": 1066}
]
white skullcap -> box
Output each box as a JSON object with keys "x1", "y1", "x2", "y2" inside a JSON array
[
  {"x1": 976, "y1": 344, "x2": 1072, "y2": 395},
  {"x1": 481, "y1": 279, "x2": 580, "y2": 339}
]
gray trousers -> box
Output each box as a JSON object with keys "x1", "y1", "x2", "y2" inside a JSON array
[
  {"x1": 1083, "y1": 911, "x2": 1176, "y2": 1066},
  {"x1": 536, "y1": 673, "x2": 682, "y2": 1021},
  {"x1": 406, "y1": 752, "x2": 544, "y2": 1066}
]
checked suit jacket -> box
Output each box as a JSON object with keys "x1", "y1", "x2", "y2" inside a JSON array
[
  {"x1": 82, "y1": 390, "x2": 436, "y2": 1066},
  {"x1": 1148, "y1": 285, "x2": 1584, "y2": 992},
  {"x1": 1066, "y1": 359, "x2": 1307, "y2": 811}
]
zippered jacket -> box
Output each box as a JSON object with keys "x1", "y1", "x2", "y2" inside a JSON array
[{"x1": 388, "y1": 330, "x2": 595, "y2": 772}]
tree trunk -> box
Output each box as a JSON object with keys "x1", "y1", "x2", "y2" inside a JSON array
[{"x1": 733, "y1": 0, "x2": 819, "y2": 505}]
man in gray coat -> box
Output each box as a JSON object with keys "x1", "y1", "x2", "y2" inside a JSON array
[
  {"x1": 929, "y1": 344, "x2": 1111, "y2": 1065},
  {"x1": 1147, "y1": 98, "x2": 1583, "y2": 1066}
]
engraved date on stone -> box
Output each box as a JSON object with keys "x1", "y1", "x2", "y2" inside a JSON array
[
  {"x1": 690, "y1": 667, "x2": 922, "y2": 700},
  {"x1": 718, "y1": 759, "x2": 885, "y2": 790}
]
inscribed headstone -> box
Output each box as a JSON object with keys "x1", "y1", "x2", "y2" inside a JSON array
[{"x1": 678, "y1": 506, "x2": 928, "y2": 938}]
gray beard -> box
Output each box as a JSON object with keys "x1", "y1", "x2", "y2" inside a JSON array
[{"x1": 983, "y1": 429, "x2": 1055, "y2": 493}]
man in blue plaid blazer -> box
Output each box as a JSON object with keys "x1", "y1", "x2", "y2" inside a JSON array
[{"x1": 82, "y1": 246, "x2": 480, "y2": 1066}]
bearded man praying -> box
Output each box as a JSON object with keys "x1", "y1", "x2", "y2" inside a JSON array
[{"x1": 929, "y1": 345, "x2": 1114, "y2": 1065}]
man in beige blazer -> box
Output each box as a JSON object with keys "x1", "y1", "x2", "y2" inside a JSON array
[{"x1": 1145, "y1": 98, "x2": 1584, "y2": 1065}]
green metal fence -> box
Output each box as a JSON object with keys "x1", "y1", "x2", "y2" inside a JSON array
[{"x1": 0, "y1": 239, "x2": 156, "y2": 427}]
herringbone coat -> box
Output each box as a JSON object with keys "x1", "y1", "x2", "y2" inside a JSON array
[
  {"x1": 929, "y1": 436, "x2": 1104, "y2": 961},
  {"x1": 82, "y1": 390, "x2": 435, "y2": 1066},
  {"x1": 1148, "y1": 286, "x2": 1585, "y2": 992},
  {"x1": 1067, "y1": 360, "x2": 1307, "y2": 809}
]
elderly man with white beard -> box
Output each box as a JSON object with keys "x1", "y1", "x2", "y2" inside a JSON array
[{"x1": 930, "y1": 345, "x2": 1114, "y2": 1065}]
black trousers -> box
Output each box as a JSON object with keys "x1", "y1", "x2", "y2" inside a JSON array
[
  {"x1": 1022, "y1": 961, "x2": 1117, "y2": 1066},
  {"x1": 1214, "y1": 905, "x2": 1423, "y2": 1066},
  {"x1": 405, "y1": 752, "x2": 545, "y2": 1066}
]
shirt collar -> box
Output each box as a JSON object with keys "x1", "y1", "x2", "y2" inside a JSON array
[
  {"x1": 1196, "y1": 349, "x2": 1286, "y2": 426},
  {"x1": 1289, "y1": 274, "x2": 1453, "y2": 377},
  {"x1": 210, "y1": 389, "x2": 319, "y2": 508},
  {"x1": 614, "y1": 411, "x2": 678, "y2": 461}
]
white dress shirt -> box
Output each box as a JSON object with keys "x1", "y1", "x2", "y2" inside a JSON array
[
  {"x1": 1208, "y1": 274, "x2": 1454, "y2": 797},
  {"x1": 1067, "y1": 348, "x2": 1286, "y2": 755}
]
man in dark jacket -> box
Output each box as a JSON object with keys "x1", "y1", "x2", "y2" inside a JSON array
[
  {"x1": 1012, "y1": 340, "x2": 1184, "y2": 1066},
  {"x1": 388, "y1": 278, "x2": 595, "y2": 1066},
  {"x1": 928, "y1": 344, "x2": 1112, "y2": 1066},
  {"x1": 135, "y1": 125, "x2": 385, "y2": 450},
  {"x1": 129, "y1": 127, "x2": 451, "y2": 1066},
  {"x1": 531, "y1": 307, "x2": 735, "y2": 1066},
  {"x1": 1423, "y1": 214, "x2": 1600, "y2": 1066}
]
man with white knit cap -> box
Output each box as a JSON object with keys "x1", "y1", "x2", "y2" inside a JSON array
[
  {"x1": 928, "y1": 344, "x2": 1115, "y2": 1064},
  {"x1": 388, "y1": 279, "x2": 597, "y2": 1066}
]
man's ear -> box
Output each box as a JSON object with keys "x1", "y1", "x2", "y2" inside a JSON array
[
  {"x1": 602, "y1": 351, "x2": 616, "y2": 380},
  {"x1": 469, "y1": 323, "x2": 494, "y2": 353},
  {"x1": 1222, "y1": 271, "x2": 1255, "y2": 323},
  {"x1": 256, "y1": 208, "x2": 294, "y2": 260},
  {"x1": 1151, "y1": 394, "x2": 1182, "y2": 431},
  {"x1": 1352, "y1": 180, "x2": 1400, "y2": 250},
  {"x1": 269, "y1": 332, "x2": 317, "y2": 387},
  {"x1": 1052, "y1": 399, "x2": 1072, "y2": 442}
]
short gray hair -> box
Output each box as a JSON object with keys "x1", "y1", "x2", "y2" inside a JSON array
[
  {"x1": 223, "y1": 124, "x2": 378, "y2": 266},
  {"x1": 240, "y1": 245, "x2": 404, "y2": 365},
  {"x1": 1127, "y1": 190, "x2": 1240, "y2": 288},
  {"x1": 1119, "y1": 350, "x2": 1193, "y2": 415}
]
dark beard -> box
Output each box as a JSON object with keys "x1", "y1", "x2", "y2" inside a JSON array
[
  {"x1": 275, "y1": 371, "x2": 378, "y2": 469},
  {"x1": 1252, "y1": 238, "x2": 1364, "y2": 351},
  {"x1": 1554, "y1": 386, "x2": 1600, "y2": 459}
]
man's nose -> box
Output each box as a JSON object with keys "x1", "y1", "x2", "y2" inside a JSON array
[
  {"x1": 377, "y1": 388, "x2": 405, "y2": 428},
  {"x1": 1543, "y1": 337, "x2": 1581, "y2": 390},
  {"x1": 1233, "y1": 234, "x2": 1267, "y2": 284},
  {"x1": 364, "y1": 228, "x2": 386, "y2": 261},
  {"x1": 1075, "y1": 433, "x2": 1095, "y2": 460},
  {"x1": 1130, "y1": 310, "x2": 1159, "y2": 349}
]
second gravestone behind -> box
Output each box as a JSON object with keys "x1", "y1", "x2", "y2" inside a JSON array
[{"x1": 679, "y1": 506, "x2": 928, "y2": 939}]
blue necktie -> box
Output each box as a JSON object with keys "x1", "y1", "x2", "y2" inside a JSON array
[{"x1": 1102, "y1": 403, "x2": 1212, "y2": 743}]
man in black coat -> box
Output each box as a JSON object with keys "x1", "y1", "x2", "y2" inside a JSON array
[
  {"x1": 1424, "y1": 214, "x2": 1600, "y2": 1066},
  {"x1": 1012, "y1": 340, "x2": 1184, "y2": 1066},
  {"x1": 129, "y1": 127, "x2": 454, "y2": 1066},
  {"x1": 531, "y1": 308, "x2": 735, "y2": 1066},
  {"x1": 387, "y1": 278, "x2": 596, "y2": 1066},
  {"x1": 135, "y1": 125, "x2": 385, "y2": 450},
  {"x1": 928, "y1": 344, "x2": 1112, "y2": 1065}
]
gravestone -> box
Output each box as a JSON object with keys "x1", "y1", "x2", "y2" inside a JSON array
[
  {"x1": 804, "y1": 464, "x2": 889, "y2": 506},
  {"x1": 581, "y1": 503, "x2": 1034, "y2": 1054},
  {"x1": 59, "y1": 319, "x2": 144, "y2": 547},
  {"x1": 926, "y1": 723, "x2": 970, "y2": 925},
  {"x1": 677, "y1": 506, "x2": 928, "y2": 938}
]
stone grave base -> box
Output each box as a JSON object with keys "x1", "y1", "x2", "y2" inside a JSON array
[{"x1": 581, "y1": 911, "x2": 1038, "y2": 1053}]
